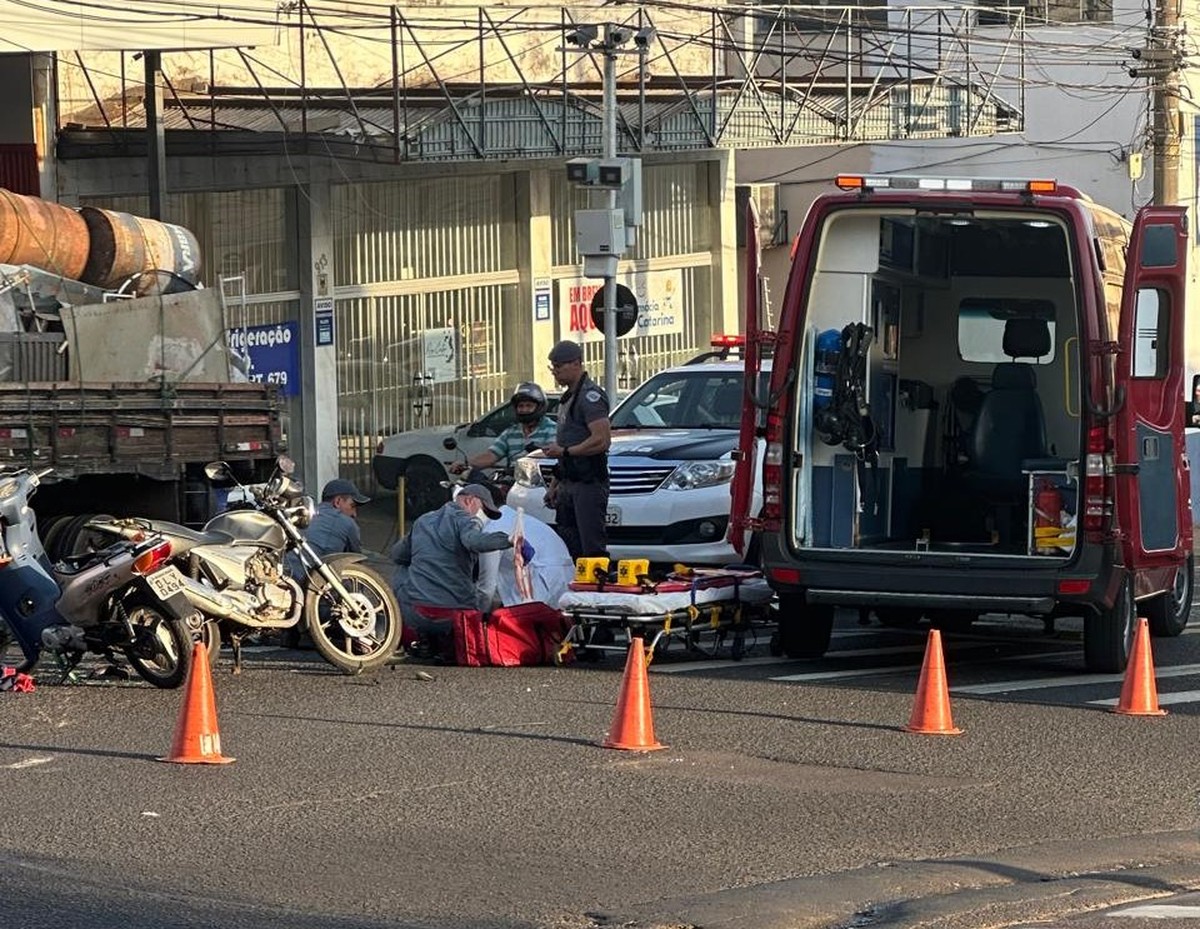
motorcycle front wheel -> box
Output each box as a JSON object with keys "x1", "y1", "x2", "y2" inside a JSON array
[
  {"x1": 122, "y1": 600, "x2": 193, "y2": 689},
  {"x1": 304, "y1": 564, "x2": 401, "y2": 674}
]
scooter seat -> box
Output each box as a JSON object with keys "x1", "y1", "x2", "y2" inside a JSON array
[{"x1": 54, "y1": 542, "x2": 131, "y2": 576}]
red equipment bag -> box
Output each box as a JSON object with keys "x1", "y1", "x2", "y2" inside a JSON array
[
  {"x1": 452, "y1": 609, "x2": 490, "y2": 667},
  {"x1": 453, "y1": 603, "x2": 572, "y2": 667}
]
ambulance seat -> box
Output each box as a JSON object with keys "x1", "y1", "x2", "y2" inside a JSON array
[{"x1": 963, "y1": 317, "x2": 1059, "y2": 496}]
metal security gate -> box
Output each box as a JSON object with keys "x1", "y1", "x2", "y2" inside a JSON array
[{"x1": 331, "y1": 174, "x2": 521, "y2": 490}]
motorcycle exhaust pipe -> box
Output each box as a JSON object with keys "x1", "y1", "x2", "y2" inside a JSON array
[
  {"x1": 172, "y1": 576, "x2": 258, "y2": 626},
  {"x1": 173, "y1": 574, "x2": 305, "y2": 630}
]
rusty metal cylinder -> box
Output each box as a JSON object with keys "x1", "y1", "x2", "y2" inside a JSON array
[
  {"x1": 0, "y1": 188, "x2": 90, "y2": 280},
  {"x1": 79, "y1": 206, "x2": 202, "y2": 292}
]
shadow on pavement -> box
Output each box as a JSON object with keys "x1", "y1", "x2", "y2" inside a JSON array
[{"x1": 1, "y1": 851, "x2": 563, "y2": 929}]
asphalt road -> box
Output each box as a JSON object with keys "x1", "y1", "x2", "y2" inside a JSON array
[{"x1": 5, "y1": 596, "x2": 1200, "y2": 929}]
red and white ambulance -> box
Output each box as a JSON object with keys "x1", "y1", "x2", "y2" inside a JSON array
[{"x1": 730, "y1": 175, "x2": 1193, "y2": 672}]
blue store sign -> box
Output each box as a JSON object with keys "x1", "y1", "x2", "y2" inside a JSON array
[{"x1": 227, "y1": 321, "x2": 300, "y2": 397}]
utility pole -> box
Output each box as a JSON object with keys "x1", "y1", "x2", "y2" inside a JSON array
[
  {"x1": 563, "y1": 23, "x2": 651, "y2": 403},
  {"x1": 600, "y1": 36, "x2": 619, "y2": 404},
  {"x1": 144, "y1": 50, "x2": 167, "y2": 220},
  {"x1": 1131, "y1": 1, "x2": 1184, "y2": 204}
]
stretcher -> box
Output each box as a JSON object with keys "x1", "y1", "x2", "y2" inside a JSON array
[{"x1": 556, "y1": 568, "x2": 775, "y2": 663}]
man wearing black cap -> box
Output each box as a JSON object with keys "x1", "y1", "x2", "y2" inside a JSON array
[
  {"x1": 304, "y1": 477, "x2": 371, "y2": 558},
  {"x1": 542, "y1": 339, "x2": 611, "y2": 559},
  {"x1": 390, "y1": 482, "x2": 515, "y2": 638}
]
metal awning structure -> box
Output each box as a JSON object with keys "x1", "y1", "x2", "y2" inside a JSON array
[
  {"x1": 56, "y1": 3, "x2": 1028, "y2": 162},
  {"x1": 0, "y1": 0, "x2": 277, "y2": 51},
  {"x1": 59, "y1": 76, "x2": 1017, "y2": 162}
]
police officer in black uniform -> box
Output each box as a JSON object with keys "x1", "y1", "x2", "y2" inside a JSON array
[{"x1": 542, "y1": 339, "x2": 611, "y2": 560}]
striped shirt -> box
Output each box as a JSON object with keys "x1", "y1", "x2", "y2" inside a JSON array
[{"x1": 488, "y1": 416, "x2": 558, "y2": 466}]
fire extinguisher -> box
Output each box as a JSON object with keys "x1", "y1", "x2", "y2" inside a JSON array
[
  {"x1": 813, "y1": 328, "x2": 842, "y2": 415},
  {"x1": 1034, "y1": 479, "x2": 1063, "y2": 530}
]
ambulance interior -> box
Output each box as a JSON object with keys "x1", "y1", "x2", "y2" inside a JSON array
[{"x1": 795, "y1": 208, "x2": 1084, "y2": 557}]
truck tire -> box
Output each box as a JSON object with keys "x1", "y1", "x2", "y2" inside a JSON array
[
  {"x1": 40, "y1": 515, "x2": 75, "y2": 562},
  {"x1": 404, "y1": 457, "x2": 451, "y2": 521},
  {"x1": 1145, "y1": 553, "x2": 1194, "y2": 638},
  {"x1": 776, "y1": 595, "x2": 833, "y2": 659},
  {"x1": 1084, "y1": 574, "x2": 1135, "y2": 673}
]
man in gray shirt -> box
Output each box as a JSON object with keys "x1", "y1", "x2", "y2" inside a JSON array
[{"x1": 390, "y1": 483, "x2": 513, "y2": 635}]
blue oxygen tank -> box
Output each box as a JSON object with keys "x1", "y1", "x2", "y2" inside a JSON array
[{"x1": 813, "y1": 328, "x2": 842, "y2": 414}]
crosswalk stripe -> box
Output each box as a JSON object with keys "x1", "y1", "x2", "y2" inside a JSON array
[
  {"x1": 1090, "y1": 688, "x2": 1200, "y2": 707},
  {"x1": 954, "y1": 663, "x2": 1200, "y2": 695},
  {"x1": 1107, "y1": 903, "x2": 1200, "y2": 917}
]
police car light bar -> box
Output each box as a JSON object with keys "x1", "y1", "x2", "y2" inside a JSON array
[
  {"x1": 711, "y1": 334, "x2": 746, "y2": 348},
  {"x1": 834, "y1": 174, "x2": 1057, "y2": 194}
]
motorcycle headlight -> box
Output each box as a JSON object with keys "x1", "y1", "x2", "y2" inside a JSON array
[
  {"x1": 0, "y1": 478, "x2": 19, "y2": 501},
  {"x1": 663, "y1": 460, "x2": 736, "y2": 491},
  {"x1": 291, "y1": 495, "x2": 317, "y2": 528},
  {"x1": 514, "y1": 458, "x2": 545, "y2": 488}
]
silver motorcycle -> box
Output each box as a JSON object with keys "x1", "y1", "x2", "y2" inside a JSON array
[{"x1": 96, "y1": 456, "x2": 400, "y2": 674}]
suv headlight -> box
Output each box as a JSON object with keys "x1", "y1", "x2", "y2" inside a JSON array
[
  {"x1": 663, "y1": 460, "x2": 736, "y2": 491},
  {"x1": 515, "y1": 458, "x2": 545, "y2": 488}
]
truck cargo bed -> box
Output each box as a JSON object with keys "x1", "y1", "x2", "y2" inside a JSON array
[{"x1": 0, "y1": 381, "x2": 285, "y2": 480}]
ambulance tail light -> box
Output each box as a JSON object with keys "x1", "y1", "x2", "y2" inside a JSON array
[
  {"x1": 1083, "y1": 426, "x2": 1113, "y2": 531},
  {"x1": 762, "y1": 409, "x2": 784, "y2": 523}
]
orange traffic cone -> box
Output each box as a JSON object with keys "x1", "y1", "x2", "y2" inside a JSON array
[
  {"x1": 1112, "y1": 618, "x2": 1167, "y2": 717},
  {"x1": 159, "y1": 642, "x2": 235, "y2": 764},
  {"x1": 903, "y1": 628, "x2": 962, "y2": 735},
  {"x1": 601, "y1": 637, "x2": 664, "y2": 751}
]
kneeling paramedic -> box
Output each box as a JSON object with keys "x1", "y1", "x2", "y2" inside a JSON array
[{"x1": 390, "y1": 484, "x2": 530, "y2": 643}]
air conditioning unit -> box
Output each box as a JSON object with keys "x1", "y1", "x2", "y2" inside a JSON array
[{"x1": 735, "y1": 183, "x2": 787, "y2": 248}]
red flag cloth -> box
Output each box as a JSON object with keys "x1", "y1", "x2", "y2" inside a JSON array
[{"x1": 1, "y1": 666, "x2": 35, "y2": 692}]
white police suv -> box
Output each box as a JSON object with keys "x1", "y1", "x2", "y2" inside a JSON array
[{"x1": 509, "y1": 342, "x2": 766, "y2": 565}]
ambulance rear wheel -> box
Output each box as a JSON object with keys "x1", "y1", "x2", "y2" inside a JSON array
[
  {"x1": 777, "y1": 596, "x2": 833, "y2": 659},
  {"x1": 1084, "y1": 574, "x2": 1135, "y2": 673},
  {"x1": 1145, "y1": 554, "x2": 1193, "y2": 638}
]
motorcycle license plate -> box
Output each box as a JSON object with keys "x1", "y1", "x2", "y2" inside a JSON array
[
  {"x1": 147, "y1": 565, "x2": 187, "y2": 600},
  {"x1": 605, "y1": 507, "x2": 621, "y2": 527}
]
